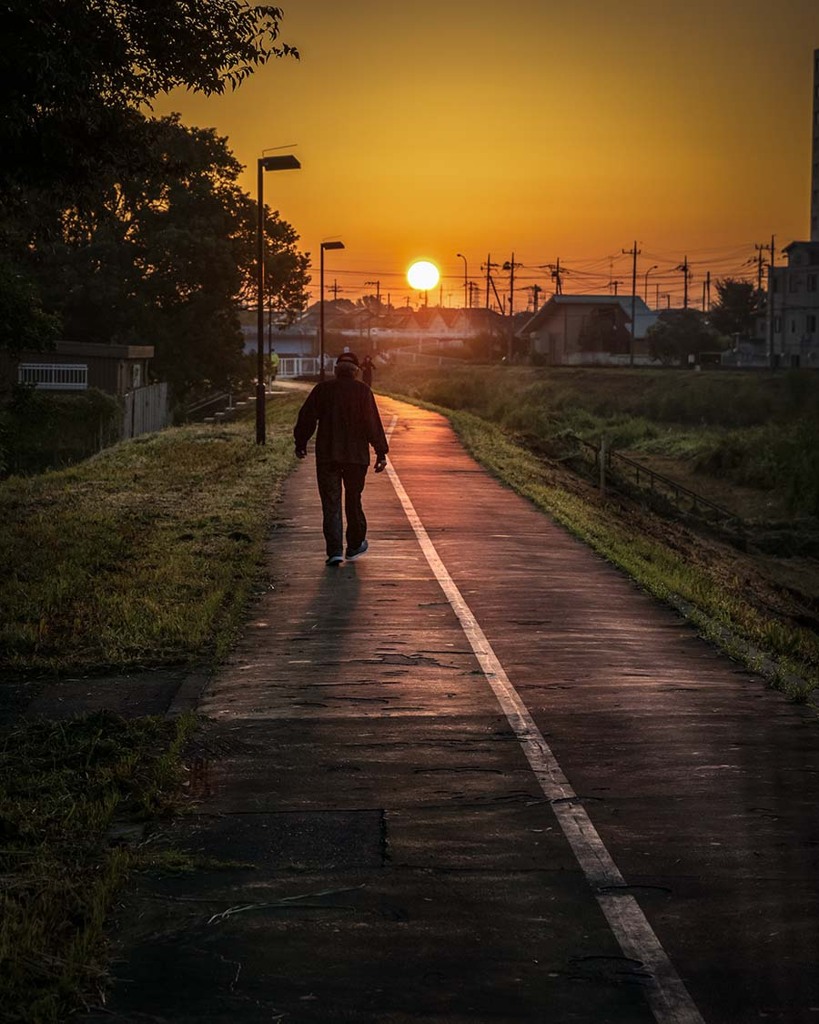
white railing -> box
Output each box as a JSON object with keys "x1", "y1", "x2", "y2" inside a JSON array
[
  {"x1": 279, "y1": 356, "x2": 325, "y2": 378},
  {"x1": 18, "y1": 363, "x2": 88, "y2": 390}
]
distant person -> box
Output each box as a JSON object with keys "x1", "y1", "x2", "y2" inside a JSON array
[
  {"x1": 293, "y1": 351, "x2": 389, "y2": 566},
  {"x1": 269, "y1": 348, "x2": 280, "y2": 383},
  {"x1": 361, "y1": 354, "x2": 375, "y2": 388}
]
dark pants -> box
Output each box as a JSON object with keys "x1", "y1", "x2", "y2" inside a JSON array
[{"x1": 316, "y1": 461, "x2": 368, "y2": 556}]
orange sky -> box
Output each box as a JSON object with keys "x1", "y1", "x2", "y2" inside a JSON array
[{"x1": 154, "y1": 0, "x2": 819, "y2": 310}]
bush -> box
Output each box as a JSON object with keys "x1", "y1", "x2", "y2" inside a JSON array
[{"x1": 0, "y1": 386, "x2": 121, "y2": 476}]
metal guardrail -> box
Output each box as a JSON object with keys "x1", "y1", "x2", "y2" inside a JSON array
[{"x1": 567, "y1": 433, "x2": 744, "y2": 530}]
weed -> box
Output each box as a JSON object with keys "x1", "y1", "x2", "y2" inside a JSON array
[{"x1": 0, "y1": 711, "x2": 197, "y2": 1023}]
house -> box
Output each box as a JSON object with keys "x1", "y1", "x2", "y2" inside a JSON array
[
  {"x1": 244, "y1": 302, "x2": 510, "y2": 360},
  {"x1": 518, "y1": 295, "x2": 659, "y2": 365},
  {"x1": 1, "y1": 340, "x2": 155, "y2": 396}
]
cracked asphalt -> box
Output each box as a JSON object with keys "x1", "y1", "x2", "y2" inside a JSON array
[{"x1": 85, "y1": 396, "x2": 819, "y2": 1024}]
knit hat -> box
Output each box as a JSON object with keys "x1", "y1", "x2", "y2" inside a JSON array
[{"x1": 335, "y1": 351, "x2": 360, "y2": 368}]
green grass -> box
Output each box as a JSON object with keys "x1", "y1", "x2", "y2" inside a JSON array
[
  {"x1": 380, "y1": 364, "x2": 819, "y2": 515},
  {"x1": 0, "y1": 397, "x2": 306, "y2": 1020},
  {"x1": 379, "y1": 379, "x2": 819, "y2": 702},
  {"x1": 0, "y1": 395, "x2": 302, "y2": 673},
  {"x1": 0, "y1": 710, "x2": 197, "y2": 1023}
]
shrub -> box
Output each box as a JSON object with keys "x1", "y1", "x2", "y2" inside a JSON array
[{"x1": 0, "y1": 386, "x2": 121, "y2": 476}]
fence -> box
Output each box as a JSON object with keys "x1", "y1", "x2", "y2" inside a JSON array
[
  {"x1": 279, "y1": 356, "x2": 322, "y2": 377},
  {"x1": 559, "y1": 433, "x2": 743, "y2": 531},
  {"x1": 123, "y1": 382, "x2": 170, "y2": 440},
  {"x1": 18, "y1": 363, "x2": 88, "y2": 390}
]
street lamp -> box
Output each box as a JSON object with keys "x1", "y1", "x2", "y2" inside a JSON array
[
  {"x1": 644, "y1": 264, "x2": 658, "y2": 305},
  {"x1": 256, "y1": 153, "x2": 300, "y2": 445},
  {"x1": 456, "y1": 252, "x2": 468, "y2": 310},
  {"x1": 320, "y1": 241, "x2": 345, "y2": 380}
]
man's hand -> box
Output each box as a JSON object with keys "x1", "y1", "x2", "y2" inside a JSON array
[
  {"x1": 295, "y1": 447, "x2": 307, "y2": 460},
  {"x1": 374, "y1": 456, "x2": 387, "y2": 473}
]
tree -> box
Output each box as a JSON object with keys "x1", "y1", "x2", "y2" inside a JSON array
[
  {"x1": 0, "y1": 256, "x2": 60, "y2": 356},
  {"x1": 28, "y1": 116, "x2": 310, "y2": 398},
  {"x1": 0, "y1": 1, "x2": 298, "y2": 365},
  {"x1": 0, "y1": 2, "x2": 295, "y2": 197},
  {"x1": 646, "y1": 309, "x2": 728, "y2": 366},
  {"x1": 709, "y1": 278, "x2": 765, "y2": 339}
]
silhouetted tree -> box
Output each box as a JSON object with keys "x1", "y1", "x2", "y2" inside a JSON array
[
  {"x1": 0, "y1": 1, "x2": 295, "y2": 198},
  {"x1": 31, "y1": 116, "x2": 309, "y2": 398},
  {"x1": 647, "y1": 309, "x2": 727, "y2": 366},
  {"x1": 0, "y1": 1, "x2": 297, "y2": 362},
  {"x1": 709, "y1": 278, "x2": 765, "y2": 339}
]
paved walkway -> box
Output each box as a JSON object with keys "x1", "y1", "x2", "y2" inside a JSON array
[{"x1": 91, "y1": 396, "x2": 819, "y2": 1024}]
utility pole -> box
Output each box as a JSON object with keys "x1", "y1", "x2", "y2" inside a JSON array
[
  {"x1": 754, "y1": 243, "x2": 768, "y2": 292},
  {"x1": 481, "y1": 254, "x2": 501, "y2": 312},
  {"x1": 503, "y1": 253, "x2": 522, "y2": 317},
  {"x1": 705, "y1": 271, "x2": 711, "y2": 312},
  {"x1": 762, "y1": 235, "x2": 778, "y2": 369},
  {"x1": 622, "y1": 241, "x2": 641, "y2": 366},
  {"x1": 501, "y1": 253, "x2": 522, "y2": 361},
  {"x1": 676, "y1": 256, "x2": 691, "y2": 308},
  {"x1": 531, "y1": 283, "x2": 543, "y2": 313},
  {"x1": 364, "y1": 280, "x2": 381, "y2": 311},
  {"x1": 364, "y1": 280, "x2": 381, "y2": 353},
  {"x1": 755, "y1": 236, "x2": 777, "y2": 367},
  {"x1": 551, "y1": 258, "x2": 563, "y2": 295}
]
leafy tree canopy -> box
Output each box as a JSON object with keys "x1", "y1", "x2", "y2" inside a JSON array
[
  {"x1": 1, "y1": 2, "x2": 295, "y2": 192},
  {"x1": 0, "y1": 255, "x2": 61, "y2": 356},
  {"x1": 29, "y1": 115, "x2": 309, "y2": 397},
  {"x1": 0, "y1": 1, "x2": 308, "y2": 397},
  {"x1": 646, "y1": 309, "x2": 728, "y2": 366},
  {"x1": 708, "y1": 278, "x2": 765, "y2": 339}
]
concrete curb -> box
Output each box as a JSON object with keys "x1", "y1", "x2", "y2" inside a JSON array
[{"x1": 165, "y1": 667, "x2": 211, "y2": 717}]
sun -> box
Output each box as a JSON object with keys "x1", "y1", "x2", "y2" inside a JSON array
[{"x1": 407, "y1": 260, "x2": 440, "y2": 291}]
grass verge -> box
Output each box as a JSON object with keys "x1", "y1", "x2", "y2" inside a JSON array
[
  {"x1": 0, "y1": 710, "x2": 197, "y2": 1023},
  {"x1": 0, "y1": 394, "x2": 303, "y2": 674},
  {"x1": 0, "y1": 394, "x2": 304, "y2": 1019}
]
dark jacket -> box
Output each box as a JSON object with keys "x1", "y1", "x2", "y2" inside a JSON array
[{"x1": 293, "y1": 376, "x2": 389, "y2": 465}]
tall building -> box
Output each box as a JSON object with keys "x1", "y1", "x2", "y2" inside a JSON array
[
  {"x1": 812, "y1": 48, "x2": 819, "y2": 242},
  {"x1": 765, "y1": 48, "x2": 819, "y2": 368}
]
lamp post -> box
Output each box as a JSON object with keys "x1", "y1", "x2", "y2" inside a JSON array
[
  {"x1": 320, "y1": 241, "x2": 345, "y2": 380},
  {"x1": 256, "y1": 153, "x2": 300, "y2": 445},
  {"x1": 456, "y1": 252, "x2": 468, "y2": 310},
  {"x1": 644, "y1": 264, "x2": 658, "y2": 306}
]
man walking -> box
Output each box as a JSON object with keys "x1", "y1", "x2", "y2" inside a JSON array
[{"x1": 294, "y1": 351, "x2": 389, "y2": 566}]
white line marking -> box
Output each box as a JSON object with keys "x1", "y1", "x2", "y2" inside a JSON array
[{"x1": 382, "y1": 413, "x2": 705, "y2": 1024}]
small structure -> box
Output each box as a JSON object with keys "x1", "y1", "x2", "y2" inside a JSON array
[
  {"x1": 519, "y1": 295, "x2": 659, "y2": 365},
  {"x1": 3, "y1": 340, "x2": 155, "y2": 396}
]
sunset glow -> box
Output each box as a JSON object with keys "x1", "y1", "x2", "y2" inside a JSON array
[{"x1": 153, "y1": 0, "x2": 819, "y2": 309}]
